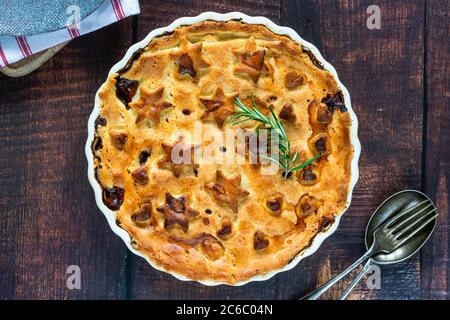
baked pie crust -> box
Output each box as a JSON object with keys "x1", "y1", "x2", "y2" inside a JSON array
[{"x1": 92, "y1": 20, "x2": 353, "y2": 284}]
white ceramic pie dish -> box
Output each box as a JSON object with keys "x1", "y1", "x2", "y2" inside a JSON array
[{"x1": 85, "y1": 11, "x2": 361, "y2": 286}]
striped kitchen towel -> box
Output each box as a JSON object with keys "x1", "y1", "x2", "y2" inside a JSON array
[{"x1": 0, "y1": 0, "x2": 140, "y2": 67}]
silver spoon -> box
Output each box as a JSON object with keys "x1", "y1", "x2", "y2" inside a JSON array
[
  {"x1": 300, "y1": 189, "x2": 438, "y2": 300},
  {"x1": 339, "y1": 190, "x2": 438, "y2": 299}
]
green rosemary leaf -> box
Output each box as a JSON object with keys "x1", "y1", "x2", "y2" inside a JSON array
[
  {"x1": 230, "y1": 118, "x2": 253, "y2": 126},
  {"x1": 229, "y1": 112, "x2": 248, "y2": 120},
  {"x1": 290, "y1": 153, "x2": 321, "y2": 172},
  {"x1": 231, "y1": 97, "x2": 320, "y2": 178},
  {"x1": 234, "y1": 99, "x2": 251, "y2": 114},
  {"x1": 260, "y1": 154, "x2": 284, "y2": 168}
]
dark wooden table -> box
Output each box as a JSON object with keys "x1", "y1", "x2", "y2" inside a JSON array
[{"x1": 0, "y1": 0, "x2": 448, "y2": 300}]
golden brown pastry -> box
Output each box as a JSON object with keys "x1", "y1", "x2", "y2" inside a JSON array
[{"x1": 92, "y1": 20, "x2": 353, "y2": 284}]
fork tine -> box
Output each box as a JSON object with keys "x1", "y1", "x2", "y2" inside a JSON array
[
  {"x1": 380, "y1": 200, "x2": 430, "y2": 230},
  {"x1": 394, "y1": 208, "x2": 437, "y2": 238},
  {"x1": 394, "y1": 212, "x2": 438, "y2": 248},
  {"x1": 389, "y1": 203, "x2": 434, "y2": 234}
]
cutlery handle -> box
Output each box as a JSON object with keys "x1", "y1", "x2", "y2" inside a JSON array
[
  {"x1": 299, "y1": 248, "x2": 374, "y2": 300},
  {"x1": 339, "y1": 259, "x2": 374, "y2": 300}
]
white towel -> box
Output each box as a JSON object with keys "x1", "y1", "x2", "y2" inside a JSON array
[{"x1": 0, "y1": 0, "x2": 140, "y2": 67}]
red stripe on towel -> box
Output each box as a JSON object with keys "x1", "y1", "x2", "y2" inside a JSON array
[
  {"x1": 22, "y1": 37, "x2": 33, "y2": 56},
  {"x1": 73, "y1": 26, "x2": 80, "y2": 37},
  {"x1": 67, "y1": 25, "x2": 80, "y2": 39},
  {"x1": 0, "y1": 45, "x2": 9, "y2": 67},
  {"x1": 16, "y1": 36, "x2": 32, "y2": 57},
  {"x1": 67, "y1": 27, "x2": 75, "y2": 39},
  {"x1": 111, "y1": 0, "x2": 125, "y2": 20},
  {"x1": 111, "y1": 0, "x2": 120, "y2": 20},
  {"x1": 15, "y1": 38, "x2": 26, "y2": 57},
  {"x1": 116, "y1": 0, "x2": 126, "y2": 19}
]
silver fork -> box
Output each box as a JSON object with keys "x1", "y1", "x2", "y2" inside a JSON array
[
  {"x1": 300, "y1": 199, "x2": 438, "y2": 300},
  {"x1": 369, "y1": 200, "x2": 437, "y2": 253}
]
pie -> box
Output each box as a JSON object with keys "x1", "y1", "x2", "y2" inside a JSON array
[{"x1": 91, "y1": 20, "x2": 353, "y2": 284}]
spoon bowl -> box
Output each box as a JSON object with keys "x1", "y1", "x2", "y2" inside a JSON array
[{"x1": 366, "y1": 189, "x2": 437, "y2": 264}]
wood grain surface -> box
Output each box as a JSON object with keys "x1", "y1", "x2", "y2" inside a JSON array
[
  {"x1": 421, "y1": 0, "x2": 449, "y2": 300},
  {"x1": 0, "y1": 0, "x2": 448, "y2": 300}
]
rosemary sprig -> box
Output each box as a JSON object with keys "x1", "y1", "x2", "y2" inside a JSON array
[{"x1": 229, "y1": 97, "x2": 320, "y2": 179}]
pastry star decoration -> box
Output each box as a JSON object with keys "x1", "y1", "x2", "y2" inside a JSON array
[
  {"x1": 129, "y1": 86, "x2": 173, "y2": 124},
  {"x1": 156, "y1": 192, "x2": 199, "y2": 232},
  {"x1": 199, "y1": 86, "x2": 239, "y2": 128},
  {"x1": 205, "y1": 170, "x2": 250, "y2": 213},
  {"x1": 170, "y1": 37, "x2": 210, "y2": 78},
  {"x1": 158, "y1": 136, "x2": 200, "y2": 177},
  {"x1": 233, "y1": 37, "x2": 269, "y2": 82}
]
